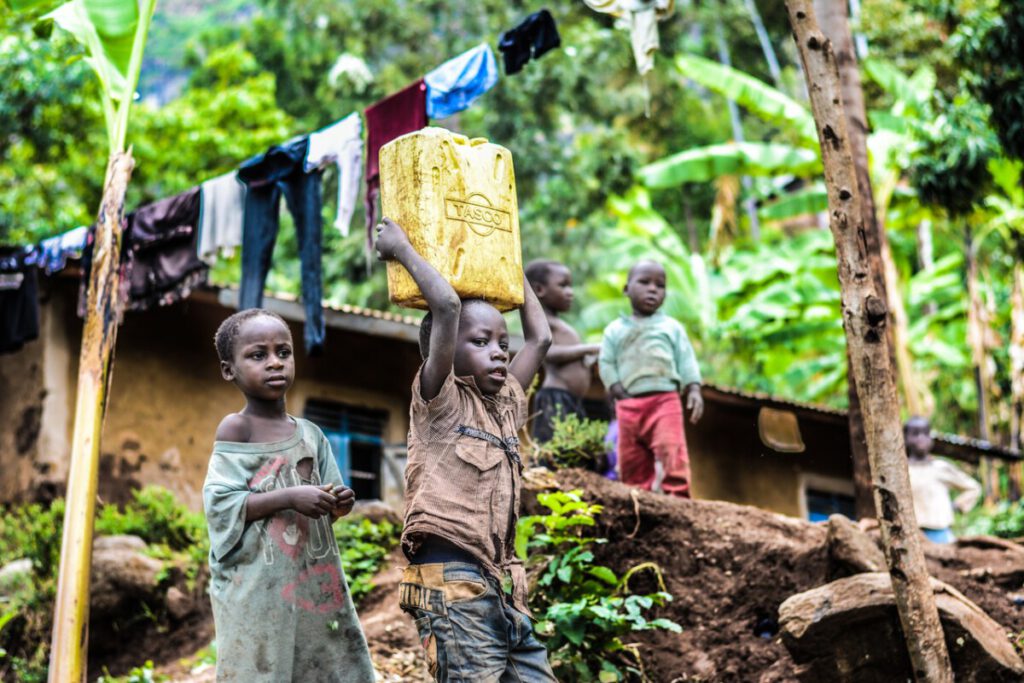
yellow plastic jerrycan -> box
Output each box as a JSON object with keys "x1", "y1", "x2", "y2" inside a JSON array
[{"x1": 380, "y1": 127, "x2": 524, "y2": 311}]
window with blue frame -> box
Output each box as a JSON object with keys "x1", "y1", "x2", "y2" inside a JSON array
[
  {"x1": 304, "y1": 399, "x2": 388, "y2": 501},
  {"x1": 806, "y1": 488, "x2": 856, "y2": 522}
]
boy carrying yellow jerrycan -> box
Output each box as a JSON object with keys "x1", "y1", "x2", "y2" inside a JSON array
[{"x1": 379, "y1": 127, "x2": 524, "y2": 310}]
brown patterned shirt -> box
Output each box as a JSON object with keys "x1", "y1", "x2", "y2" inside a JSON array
[{"x1": 401, "y1": 368, "x2": 530, "y2": 614}]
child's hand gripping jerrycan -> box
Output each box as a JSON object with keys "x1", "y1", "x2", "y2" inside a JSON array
[{"x1": 380, "y1": 127, "x2": 525, "y2": 311}]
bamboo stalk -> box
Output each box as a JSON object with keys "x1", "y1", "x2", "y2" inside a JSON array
[
  {"x1": 1011, "y1": 261, "x2": 1024, "y2": 497},
  {"x1": 784, "y1": 3, "x2": 953, "y2": 680},
  {"x1": 49, "y1": 150, "x2": 134, "y2": 683}
]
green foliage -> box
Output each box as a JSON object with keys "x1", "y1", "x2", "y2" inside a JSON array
[
  {"x1": 956, "y1": 499, "x2": 1024, "y2": 539},
  {"x1": 96, "y1": 660, "x2": 166, "y2": 683},
  {"x1": 952, "y1": 0, "x2": 1024, "y2": 161},
  {"x1": 908, "y1": 95, "x2": 1000, "y2": 216},
  {"x1": 518, "y1": 490, "x2": 681, "y2": 682},
  {"x1": 533, "y1": 413, "x2": 610, "y2": 471},
  {"x1": 640, "y1": 141, "x2": 820, "y2": 187},
  {"x1": 673, "y1": 53, "x2": 817, "y2": 146},
  {"x1": 333, "y1": 516, "x2": 401, "y2": 606},
  {"x1": 0, "y1": 487, "x2": 208, "y2": 682}
]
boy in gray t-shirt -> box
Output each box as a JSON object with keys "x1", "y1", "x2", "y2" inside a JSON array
[{"x1": 599, "y1": 260, "x2": 703, "y2": 497}]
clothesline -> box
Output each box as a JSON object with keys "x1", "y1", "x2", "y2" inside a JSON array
[{"x1": 0, "y1": 8, "x2": 564, "y2": 357}]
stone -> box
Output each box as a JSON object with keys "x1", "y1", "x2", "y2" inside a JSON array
[
  {"x1": 0, "y1": 558, "x2": 32, "y2": 591},
  {"x1": 779, "y1": 572, "x2": 1024, "y2": 682},
  {"x1": 90, "y1": 534, "x2": 164, "y2": 616},
  {"x1": 826, "y1": 513, "x2": 885, "y2": 577},
  {"x1": 165, "y1": 585, "x2": 194, "y2": 620}
]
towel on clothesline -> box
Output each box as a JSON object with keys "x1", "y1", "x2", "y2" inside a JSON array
[
  {"x1": 363, "y1": 80, "x2": 428, "y2": 241},
  {"x1": 198, "y1": 172, "x2": 246, "y2": 265},
  {"x1": 306, "y1": 112, "x2": 363, "y2": 237},
  {"x1": 425, "y1": 44, "x2": 500, "y2": 120}
]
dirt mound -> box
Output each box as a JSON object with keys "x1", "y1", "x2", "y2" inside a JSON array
[
  {"x1": 544, "y1": 470, "x2": 828, "y2": 681},
  {"x1": 541, "y1": 469, "x2": 1024, "y2": 682},
  {"x1": 161, "y1": 470, "x2": 1024, "y2": 681}
]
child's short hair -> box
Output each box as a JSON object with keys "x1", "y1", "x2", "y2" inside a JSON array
[
  {"x1": 214, "y1": 308, "x2": 289, "y2": 363},
  {"x1": 417, "y1": 299, "x2": 491, "y2": 360},
  {"x1": 525, "y1": 259, "x2": 563, "y2": 288}
]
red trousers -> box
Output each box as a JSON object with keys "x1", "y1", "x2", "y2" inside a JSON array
[{"x1": 615, "y1": 392, "x2": 691, "y2": 498}]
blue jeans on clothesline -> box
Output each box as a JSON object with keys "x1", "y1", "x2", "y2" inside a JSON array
[{"x1": 238, "y1": 137, "x2": 325, "y2": 356}]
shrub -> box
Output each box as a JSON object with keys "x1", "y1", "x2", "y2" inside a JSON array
[
  {"x1": 517, "y1": 490, "x2": 681, "y2": 681},
  {"x1": 334, "y1": 516, "x2": 401, "y2": 606},
  {"x1": 533, "y1": 413, "x2": 610, "y2": 471}
]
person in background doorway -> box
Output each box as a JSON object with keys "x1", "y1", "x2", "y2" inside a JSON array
[{"x1": 905, "y1": 415, "x2": 982, "y2": 544}]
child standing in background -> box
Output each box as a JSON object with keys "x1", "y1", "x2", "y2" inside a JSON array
[
  {"x1": 203, "y1": 309, "x2": 374, "y2": 682},
  {"x1": 905, "y1": 415, "x2": 981, "y2": 543},
  {"x1": 599, "y1": 260, "x2": 703, "y2": 498},
  {"x1": 525, "y1": 259, "x2": 601, "y2": 444}
]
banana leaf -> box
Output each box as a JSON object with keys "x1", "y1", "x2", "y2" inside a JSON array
[
  {"x1": 640, "y1": 142, "x2": 819, "y2": 188},
  {"x1": 44, "y1": 0, "x2": 139, "y2": 102},
  {"x1": 675, "y1": 53, "x2": 818, "y2": 145},
  {"x1": 758, "y1": 184, "x2": 828, "y2": 221}
]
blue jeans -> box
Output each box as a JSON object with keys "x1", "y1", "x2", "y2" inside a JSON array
[
  {"x1": 923, "y1": 527, "x2": 956, "y2": 544},
  {"x1": 238, "y1": 137, "x2": 325, "y2": 356},
  {"x1": 399, "y1": 562, "x2": 556, "y2": 682}
]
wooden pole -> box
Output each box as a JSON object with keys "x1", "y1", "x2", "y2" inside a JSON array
[
  {"x1": 784, "y1": 3, "x2": 954, "y2": 680},
  {"x1": 814, "y1": 0, "x2": 889, "y2": 519},
  {"x1": 49, "y1": 150, "x2": 134, "y2": 683}
]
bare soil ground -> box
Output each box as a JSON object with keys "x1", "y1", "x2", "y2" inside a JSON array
[{"x1": 148, "y1": 468, "x2": 1023, "y2": 681}]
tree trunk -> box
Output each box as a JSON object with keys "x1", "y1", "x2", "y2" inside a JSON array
[
  {"x1": 965, "y1": 226, "x2": 998, "y2": 504},
  {"x1": 49, "y1": 151, "x2": 134, "y2": 683},
  {"x1": 814, "y1": 0, "x2": 887, "y2": 515},
  {"x1": 784, "y1": 3, "x2": 954, "y2": 681}
]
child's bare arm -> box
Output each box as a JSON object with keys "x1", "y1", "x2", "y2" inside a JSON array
[
  {"x1": 376, "y1": 218, "x2": 460, "y2": 401},
  {"x1": 510, "y1": 275, "x2": 553, "y2": 389},
  {"x1": 245, "y1": 486, "x2": 336, "y2": 521},
  {"x1": 545, "y1": 343, "x2": 601, "y2": 365}
]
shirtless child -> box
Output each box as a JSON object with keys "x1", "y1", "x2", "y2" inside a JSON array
[{"x1": 525, "y1": 260, "x2": 601, "y2": 443}]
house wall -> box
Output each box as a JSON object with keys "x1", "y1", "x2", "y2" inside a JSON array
[
  {"x1": 0, "y1": 279, "x2": 422, "y2": 511},
  {"x1": 93, "y1": 295, "x2": 421, "y2": 510},
  {"x1": 687, "y1": 395, "x2": 853, "y2": 518}
]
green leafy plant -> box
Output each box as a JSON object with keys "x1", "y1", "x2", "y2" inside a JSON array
[
  {"x1": 333, "y1": 516, "x2": 401, "y2": 606},
  {"x1": 518, "y1": 490, "x2": 681, "y2": 682},
  {"x1": 0, "y1": 487, "x2": 209, "y2": 681},
  {"x1": 96, "y1": 660, "x2": 166, "y2": 683},
  {"x1": 956, "y1": 500, "x2": 1024, "y2": 539},
  {"x1": 533, "y1": 414, "x2": 610, "y2": 471}
]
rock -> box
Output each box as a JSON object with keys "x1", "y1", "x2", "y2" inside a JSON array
[
  {"x1": 351, "y1": 500, "x2": 402, "y2": 526},
  {"x1": 0, "y1": 558, "x2": 32, "y2": 590},
  {"x1": 90, "y1": 534, "x2": 164, "y2": 616},
  {"x1": 165, "y1": 585, "x2": 194, "y2": 620},
  {"x1": 826, "y1": 514, "x2": 885, "y2": 577},
  {"x1": 779, "y1": 572, "x2": 1024, "y2": 682},
  {"x1": 94, "y1": 534, "x2": 147, "y2": 552}
]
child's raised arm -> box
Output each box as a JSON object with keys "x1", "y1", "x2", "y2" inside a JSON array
[
  {"x1": 509, "y1": 275, "x2": 553, "y2": 390},
  {"x1": 375, "y1": 218, "x2": 460, "y2": 400}
]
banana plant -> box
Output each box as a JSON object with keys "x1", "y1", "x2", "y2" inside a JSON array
[
  {"x1": 13, "y1": 0, "x2": 157, "y2": 156},
  {"x1": 9, "y1": 0, "x2": 157, "y2": 679}
]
